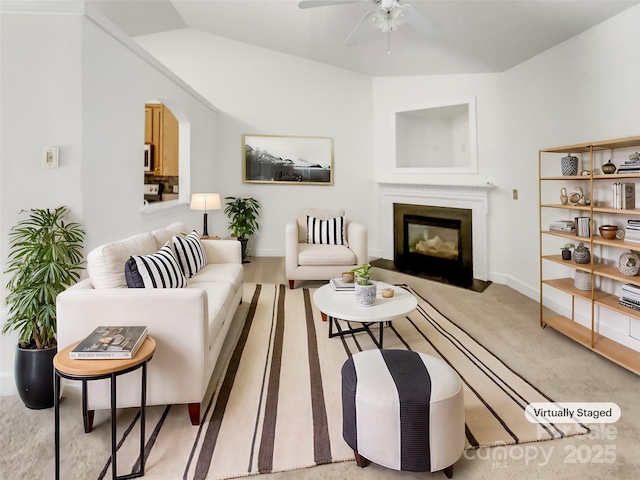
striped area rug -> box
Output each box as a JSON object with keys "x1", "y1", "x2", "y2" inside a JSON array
[
  {"x1": 178, "y1": 283, "x2": 589, "y2": 479},
  {"x1": 98, "y1": 283, "x2": 589, "y2": 479}
]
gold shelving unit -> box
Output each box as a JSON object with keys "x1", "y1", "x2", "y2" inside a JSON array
[{"x1": 539, "y1": 135, "x2": 640, "y2": 375}]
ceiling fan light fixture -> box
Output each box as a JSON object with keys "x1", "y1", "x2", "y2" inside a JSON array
[{"x1": 390, "y1": 6, "x2": 408, "y2": 28}]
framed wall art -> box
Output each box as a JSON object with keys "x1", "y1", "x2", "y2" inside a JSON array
[{"x1": 242, "y1": 134, "x2": 334, "y2": 185}]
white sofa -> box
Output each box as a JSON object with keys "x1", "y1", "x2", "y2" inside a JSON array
[
  {"x1": 286, "y1": 208, "x2": 368, "y2": 288},
  {"x1": 56, "y1": 222, "x2": 243, "y2": 426}
]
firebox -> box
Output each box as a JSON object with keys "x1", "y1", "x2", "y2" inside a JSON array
[{"x1": 394, "y1": 203, "x2": 473, "y2": 287}]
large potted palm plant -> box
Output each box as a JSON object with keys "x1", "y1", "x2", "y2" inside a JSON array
[
  {"x1": 2, "y1": 207, "x2": 85, "y2": 409},
  {"x1": 224, "y1": 196, "x2": 260, "y2": 263}
]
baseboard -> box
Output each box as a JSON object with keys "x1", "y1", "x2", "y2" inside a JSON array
[{"x1": 504, "y1": 274, "x2": 538, "y2": 301}]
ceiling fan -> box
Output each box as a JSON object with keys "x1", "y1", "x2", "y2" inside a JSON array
[{"x1": 298, "y1": 0, "x2": 442, "y2": 49}]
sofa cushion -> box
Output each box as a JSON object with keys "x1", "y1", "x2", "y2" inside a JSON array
[
  {"x1": 151, "y1": 222, "x2": 186, "y2": 250},
  {"x1": 173, "y1": 231, "x2": 207, "y2": 278},
  {"x1": 298, "y1": 243, "x2": 356, "y2": 266},
  {"x1": 306, "y1": 215, "x2": 345, "y2": 245},
  {"x1": 188, "y1": 263, "x2": 244, "y2": 292},
  {"x1": 125, "y1": 243, "x2": 187, "y2": 288},
  {"x1": 87, "y1": 232, "x2": 158, "y2": 289},
  {"x1": 185, "y1": 281, "x2": 233, "y2": 346}
]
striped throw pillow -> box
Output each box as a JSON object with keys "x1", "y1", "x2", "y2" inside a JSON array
[
  {"x1": 306, "y1": 215, "x2": 345, "y2": 245},
  {"x1": 172, "y1": 231, "x2": 207, "y2": 278},
  {"x1": 125, "y1": 243, "x2": 187, "y2": 288}
]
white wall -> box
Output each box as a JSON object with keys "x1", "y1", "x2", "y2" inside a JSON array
[
  {"x1": 135, "y1": 29, "x2": 373, "y2": 257},
  {"x1": 503, "y1": 3, "x2": 640, "y2": 299},
  {"x1": 0, "y1": 10, "x2": 220, "y2": 394}
]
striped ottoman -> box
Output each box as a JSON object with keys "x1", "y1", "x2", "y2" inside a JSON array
[{"x1": 341, "y1": 349, "x2": 464, "y2": 478}]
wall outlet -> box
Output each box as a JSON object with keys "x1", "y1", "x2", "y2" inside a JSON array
[
  {"x1": 513, "y1": 189, "x2": 518, "y2": 200},
  {"x1": 43, "y1": 147, "x2": 59, "y2": 168}
]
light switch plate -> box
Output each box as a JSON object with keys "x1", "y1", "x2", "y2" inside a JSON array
[{"x1": 43, "y1": 147, "x2": 59, "y2": 168}]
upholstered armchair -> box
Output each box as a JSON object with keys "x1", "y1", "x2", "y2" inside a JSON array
[{"x1": 286, "y1": 208, "x2": 368, "y2": 288}]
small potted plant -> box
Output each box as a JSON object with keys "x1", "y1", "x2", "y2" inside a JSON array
[
  {"x1": 224, "y1": 196, "x2": 260, "y2": 263},
  {"x1": 351, "y1": 263, "x2": 376, "y2": 307},
  {"x1": 561, "y1": 243, "x2": 575, "y2": 261},
  {"x1": 2, "y1": 207, "x2": 85, "y2": 409}
]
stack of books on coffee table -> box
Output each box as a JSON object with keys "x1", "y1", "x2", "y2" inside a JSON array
[{"x1": 330, "y1": 278, "x2": 355, "y2": 293}]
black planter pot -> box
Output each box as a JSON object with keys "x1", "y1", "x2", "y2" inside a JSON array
[
  {"x1": 561, "y1": 250, "x2": 572, "y2": 260},
  {"x1": 239, "y1": 237, "x2": 250, "y2": 264},
  {"x1": 15, "y1": 345, "x2": 57, "y2": 409}
]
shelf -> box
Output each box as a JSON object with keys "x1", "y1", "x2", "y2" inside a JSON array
[
  {"x1": 592, "y1": 206, "x2": 640, "y2": 215},
  {"x1": 542, "y1": 254, "x2": 592, "y2": 272},
  {"x1": 542, "y1": 277, "x2": 607, "y2": 300},
  {"x1": 594, "y1": 294, "x2": 640, "y2": 321},
  {"x1": 543, "y1": 254, "x2": 640, "y2": 284},
  {"x1": 540, "y1": 204, "x2": 591, "y2": 211},
  {"x1": 542, "y1": 315, "x2": 640, "y2": 374},
  {"x1": 541, "y1": 315, "x2": 592, "y2": 348},
  {"x1": 540, "y1": 136, "x2": 640, "y2": 154},
  {"x1": 541, "y1": 230, "x2": 589, "y2": 242}
]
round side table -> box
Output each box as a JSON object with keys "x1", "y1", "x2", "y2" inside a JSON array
[{"x1": 54, "y1": 336, "x2": 156, "y2": 480}]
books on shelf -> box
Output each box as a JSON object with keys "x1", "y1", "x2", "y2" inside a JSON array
[
  {"x1": 618, "y1": 298, "x2": 640, "y2": 312},
  {"x1": 574, "y1": 216, "x2": 590, "y2": 238},
  {"x1": 612, "y1": 182, "x2": 636, "y2": 209},
  {"x1": 549, "y1": 220, "x2": 575, "y2": 232},
  {"x1": 70, "y1": 326, "x2": 148, "y2": 359},
  {"x1": 625, "y1": 220, "x2": 640, "y2": 243},
  {"x1": 330, "y1": 277, "x2": 355, "y2": 292},
  {"x1": 617, "y1": 160, "x2": 640, "y2": 173}
]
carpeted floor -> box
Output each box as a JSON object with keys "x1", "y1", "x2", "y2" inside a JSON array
[{"x1": 2, "y1": 258, "x2": 640, "y2": 479}]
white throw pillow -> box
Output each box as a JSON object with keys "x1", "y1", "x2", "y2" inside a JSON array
[
  {"x1": 172, "y1": 231, "x2": 207, "y2": 278},
  {"x1": 306, "y1": 215, "x2": 345, "y2": 245}
]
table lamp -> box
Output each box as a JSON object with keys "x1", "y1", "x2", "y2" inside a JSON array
[{"x1": 190, "y1": 193, "x2": 221, "y2": 238}]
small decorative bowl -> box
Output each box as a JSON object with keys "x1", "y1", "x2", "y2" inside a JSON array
[
  {"x1": 341, "y1": 272, "x2": 354, "y2": 283},
  {"x1": 599, "y1": 225, "x2": 618, "y2": 240},
  {"x1": 381, "y1": 288, "x2": 394, "y2": 298}
]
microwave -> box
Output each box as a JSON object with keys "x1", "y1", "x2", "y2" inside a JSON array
[{"x1": 144, "y1": 144, "x2": 153, "y2": 172}]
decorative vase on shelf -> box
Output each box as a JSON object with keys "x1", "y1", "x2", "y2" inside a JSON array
[
  {"x1": 602, "y1": 160, "x2": 616, "y2": 174},
  {"x1": 573, "y1": 243, "x2": 591, "y2": 264},
  {"x1": 561, "y1": 154, "x2": 579, "y2": 176},
  {"x1": 574, "y1": 270, "x2": 593, "y2": 291},
  {"x1": 618, "y1": 251, "x2": 640, "y2": 276},
  {"x1": 560, "y1": 187, "x2": 568, "y2": 205}
]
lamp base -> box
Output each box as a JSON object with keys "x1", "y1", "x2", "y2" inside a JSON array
[{"x1": 202, "y1": 212, "x2": 209, "y2": 237}]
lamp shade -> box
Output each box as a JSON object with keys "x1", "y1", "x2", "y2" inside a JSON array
[{"x1": 190, "y1": 193, "x2": 221, "y2": 212}]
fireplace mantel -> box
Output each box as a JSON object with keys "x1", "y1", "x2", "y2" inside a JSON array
[{"x1": 379, "y1": 182, "x2": 495, "y2": 281}]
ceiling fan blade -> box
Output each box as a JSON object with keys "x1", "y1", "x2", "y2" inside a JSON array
[
  {"x1": 298, "y1": 0, "x2": 362, "y2": 9},
  {"x1": 402, "y1": 4, "x2": 442, "y2": 37},
  {"x1": 344, "y1": 10, "x2": 377, "y2": 46}
]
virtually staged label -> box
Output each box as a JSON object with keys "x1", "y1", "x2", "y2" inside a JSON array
[{"x1": 525, "y1": 402, "x2": 621, "y2": 423}]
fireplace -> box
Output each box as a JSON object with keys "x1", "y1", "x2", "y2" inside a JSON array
[{"x1": 394, "y1": 203, "x2": 473, "y2": 287}]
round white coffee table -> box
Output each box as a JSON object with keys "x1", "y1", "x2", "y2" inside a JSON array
[{"x1": 313, "y1": 282, "x2": 417, "y2": 348}]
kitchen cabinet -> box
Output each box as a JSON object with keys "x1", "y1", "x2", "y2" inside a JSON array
[
  {"x1": 145, "y1": 103, "x2": 179, "y2": 177},
  {"x1": 539, "y1": 135, "x2": 640, "y2": 375}
]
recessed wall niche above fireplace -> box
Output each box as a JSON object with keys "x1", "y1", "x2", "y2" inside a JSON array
[{"x1": 394, "y1": 203, "x2": 473, "y2": 287}]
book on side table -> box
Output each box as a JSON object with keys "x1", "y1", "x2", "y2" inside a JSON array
[{"x1": 70, "y1": 326, "x2": 148, "y2": 359}]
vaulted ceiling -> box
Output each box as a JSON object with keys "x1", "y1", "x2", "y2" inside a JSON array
[{"x1": 89, "y1": 0, "x2": 640, "y2": 76}]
